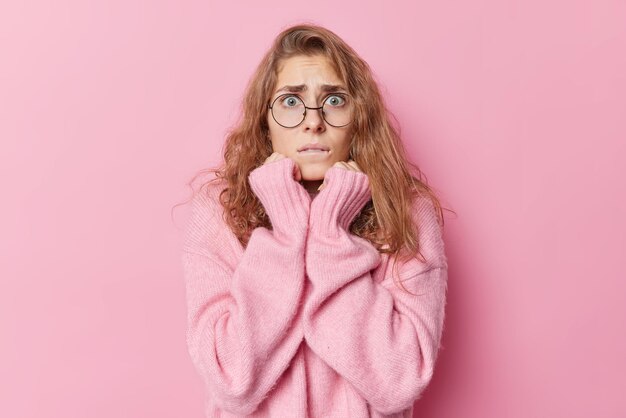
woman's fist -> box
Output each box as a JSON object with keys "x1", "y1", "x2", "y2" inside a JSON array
[
  {"x1": 263, "y1": 152, "x2": 302, "y2": 181},
  {"x1": 317, "y1": 159, "x2": 362, "y2": 191}
]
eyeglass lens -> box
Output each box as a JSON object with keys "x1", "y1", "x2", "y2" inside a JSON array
[{"x1": 270, "y1": 94, "x2": 352, "y2": 127}]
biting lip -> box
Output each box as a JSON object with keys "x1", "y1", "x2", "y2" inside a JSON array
[{"x1": 297, "y1": 144, "x2": 330, "y2": 152}]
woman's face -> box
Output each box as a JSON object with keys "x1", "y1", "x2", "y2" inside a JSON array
[{"x1": 267, "y1": 54, "x2": 354, "y2": 185}]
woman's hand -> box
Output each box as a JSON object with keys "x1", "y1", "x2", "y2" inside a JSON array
[
  {"x1": 317, "y1": 159, "x2": 363, "y2": 191},
  {"x1": 263, "y1": 152, "x2": 302, "y2": 181}
]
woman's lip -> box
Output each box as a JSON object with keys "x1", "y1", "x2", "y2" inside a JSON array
[{"x1": 298, "y1": 149, "x2": 330, "y2": 158}]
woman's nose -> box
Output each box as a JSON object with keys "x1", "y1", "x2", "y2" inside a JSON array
[{"x1": 303, "y1": 105, "x2": 326, "y2": 131}]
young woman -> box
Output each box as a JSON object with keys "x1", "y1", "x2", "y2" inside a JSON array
[{"x1": 181, "y1": 23, "x2": 449, "y2": 418}]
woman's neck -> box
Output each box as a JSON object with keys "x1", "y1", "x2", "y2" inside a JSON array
[{"x1": 299, "y1": 179, "x2": 323, "y2": 196}]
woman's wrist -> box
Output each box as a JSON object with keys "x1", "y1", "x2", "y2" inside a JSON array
[
  {"x1": 248, "y1": 157, "x2": 311, "y2": 237},
  {"x1": 309, "y1": 167, "x2": 372, "y2": 236}
]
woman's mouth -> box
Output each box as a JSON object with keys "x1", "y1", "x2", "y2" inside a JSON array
[{"x1": 298, "y1": 149, "x2": 330, "y2": 158}]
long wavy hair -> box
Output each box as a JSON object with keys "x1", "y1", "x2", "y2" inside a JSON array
[{"x1": 177, "y1": 23, "x2": 452, "y2": 294}]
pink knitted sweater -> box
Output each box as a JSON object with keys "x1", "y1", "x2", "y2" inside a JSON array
[{"x1": 181, "y1": 157, "x2": 448, "y2": 417}]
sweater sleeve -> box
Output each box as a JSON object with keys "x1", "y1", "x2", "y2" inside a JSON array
[
  {"x1": 181, "y1": 157, "x2": 311, "y2": 415},
  {"x1": 302, "y1": 167, "x2": 448, "y2": 415}
]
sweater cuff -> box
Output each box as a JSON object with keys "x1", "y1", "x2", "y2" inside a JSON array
[
  {"x1": 309, "y1": 166, "x2": 371, "y2": 236},
  {"x1": 248, "y1": 158, "x2": 311, "y2": 237}
]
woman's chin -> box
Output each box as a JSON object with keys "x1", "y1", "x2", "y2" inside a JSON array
[{"x1": 298, "y1": 167, "x2": 328, "y2": 181}]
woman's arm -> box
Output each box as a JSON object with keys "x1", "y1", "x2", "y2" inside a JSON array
[
  {"x1": 303, "y1": 167, "x2": 448, "y2": 415},
  {"x1": 182, "y1": 157, "x2": 310, "y2": 415}
]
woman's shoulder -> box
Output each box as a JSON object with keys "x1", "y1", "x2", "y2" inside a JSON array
[
  {"x1": 183, "y1": 179, "x2": 229, "y2": 255},
  {"x1": 408, "y1": 192, "x2": 447, "y2": 268},
  {"x1": 190, "y1": 177, "x2": 230, "y2": 218},
  {"x1": 411, "y1": 193, "x2": 443, "y2": 229}
]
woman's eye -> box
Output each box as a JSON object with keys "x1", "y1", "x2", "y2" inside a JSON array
[
  {"x1": 325, "y1": 95, "x2": 346, "y2": 107},
  {"x1": 281, "y1": 95, "x2": 301, "y2": 107}
]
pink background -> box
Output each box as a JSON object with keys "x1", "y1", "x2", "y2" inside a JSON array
[{"x1": 1, "y1": 1, "x2": 624, "y2": 417}]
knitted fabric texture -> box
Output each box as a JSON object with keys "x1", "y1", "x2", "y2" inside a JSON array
[{"x1": 181, "y1": 157, "x2": 448, "y2": 417}]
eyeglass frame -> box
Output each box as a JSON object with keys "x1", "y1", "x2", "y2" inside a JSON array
[{"x1": 267, "y1": 92, "x2": 353, "y2": 128}]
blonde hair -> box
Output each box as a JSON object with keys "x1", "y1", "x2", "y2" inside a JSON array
[{"x1": 178, "y1": 23, "x2": 453, "y2": 293}]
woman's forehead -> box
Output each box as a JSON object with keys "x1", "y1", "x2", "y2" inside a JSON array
[{"x1": 275, "y1": 56, "x2": 343, "y2": 86}]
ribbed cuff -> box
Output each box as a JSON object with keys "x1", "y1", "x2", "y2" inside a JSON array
[
  {"x1": 309, "y1": 166, "x2": 371, "y2": 236},
  {"x1": 248, "y1": 157, "x2": 311, "y2": 237}
]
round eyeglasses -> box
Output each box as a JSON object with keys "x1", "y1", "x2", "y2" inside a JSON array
[{"x1": 268, "y1": 93, "x2": 353, "y2": 128}]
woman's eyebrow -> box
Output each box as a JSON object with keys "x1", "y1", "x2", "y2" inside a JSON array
[{"x1": 274, "y1": 84, "x2": 348, "y2": 94}]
